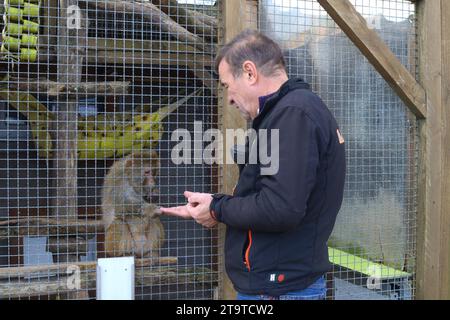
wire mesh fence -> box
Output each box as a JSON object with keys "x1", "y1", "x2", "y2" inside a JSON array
[
  {"x1": 0, "y1": 0, "x2": 418, "y2": 300},
  {"x1": 0, "y1": 0, "x2": 219, "y2": 300},
  {"x1": 259, "y1": 0, "x2": 417, "y2": 300}
]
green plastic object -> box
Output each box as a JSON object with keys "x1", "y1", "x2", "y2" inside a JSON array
[
  {"x1": 1, "y1": 35, "x2": 21, "y2": 51},
  {"x1": 5, "y1": 6, "x2": 22, "y2": 21},
  {"x1": 328, "y1": 247, "x2": 411, "y2": 280},
  {"x1": 4, "y1": 23, "x2": 22, "y2": 36},
  {"x1": 22, "y1": 19, "x2": 40, "y2": 34},
  {"x1": 21, "y1": 34, "x2": 38, "y2": 47},
  {"x1": 20, "y1": 48, "x2": 37, "y2": 62},
  {"x1": 22, "y1": 2, "x2": 40, "y2": 18}
]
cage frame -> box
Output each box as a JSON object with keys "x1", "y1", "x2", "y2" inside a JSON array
[
  {"x1": 0, "y1": 0, "x2": 447, "y2": 300},
  {"x1": 0, "y1": 0, "x2": 222, "y2": 300},
  {"x1": 218, "y1": 0, "x2": 450, "y2": 300}
]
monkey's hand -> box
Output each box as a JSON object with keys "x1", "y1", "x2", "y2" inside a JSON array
[{"x1": 142, "y1": 203, "x2": 162, "y2": 219}]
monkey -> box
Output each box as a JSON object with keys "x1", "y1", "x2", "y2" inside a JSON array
[{"x1": 101, "y1": 151, "x2": 165, "y2": 258}]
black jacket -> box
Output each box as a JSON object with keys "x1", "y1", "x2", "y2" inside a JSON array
[{"x1": 210, "y1": 78, "x2": 346, "y2": 296}]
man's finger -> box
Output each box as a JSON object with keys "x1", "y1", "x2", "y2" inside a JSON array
[
  {"x1": 159, "y1": 206, "x2": 181, "y2": 215},
  {"x1": 184, "y1": 191, "x2": 195, "y2": 199},
  {"x1": 160, "y1": 206, "x2": 191, "y2": 218}
]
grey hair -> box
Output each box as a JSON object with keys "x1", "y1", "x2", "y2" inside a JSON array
[{"x1": 215, "y1": 29, "x2": 286, "y2": 78}]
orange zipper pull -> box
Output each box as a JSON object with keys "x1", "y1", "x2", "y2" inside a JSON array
[{"x1": 244, "y1": 230, "x2": 252, "y2": 271}]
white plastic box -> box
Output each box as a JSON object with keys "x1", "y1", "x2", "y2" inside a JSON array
[{"x1": 96, "y1": 256, "x2": 135, "y2": 300}]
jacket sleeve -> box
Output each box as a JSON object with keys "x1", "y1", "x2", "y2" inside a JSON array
[{"x1": 210, "y1": 106, "x2": 321, "y2": 233}]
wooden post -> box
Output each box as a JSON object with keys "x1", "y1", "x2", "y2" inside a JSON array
[
  {"x1": 52, "y1": 1, "x2": 85, "y2": 220},
  {"x1": 51, "y1": 1, "x2": 87, "y2": 298},
  {"x1": 441, "y1": 0, "x2": 450, "y2": 300},
  {"x1": 416, "y1": 0, "x2": 450, "y2": 300},
  {"x1": 217, "y1": 0, "x2": 258, "y2": 300}
]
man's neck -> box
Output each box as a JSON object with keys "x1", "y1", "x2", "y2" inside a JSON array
[{"x1": 259, "y1": 74, "x2": 289, "y2": 97}]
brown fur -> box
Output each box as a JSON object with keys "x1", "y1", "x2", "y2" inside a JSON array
[{"x1": 102, "y1": 151, "x2": 165, "y2": 258}]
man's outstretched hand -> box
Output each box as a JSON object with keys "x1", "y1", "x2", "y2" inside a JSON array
[
  {"x1": 160, "y1": 191, "x2": 217, "y2": 228},
  {"x1": 159, "y1": 204, "x2": 192, "y2": 219}
]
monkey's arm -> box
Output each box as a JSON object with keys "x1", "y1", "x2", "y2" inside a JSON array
[{"x1": 142, "y1": 202, "x2": 162, "y2": 219}]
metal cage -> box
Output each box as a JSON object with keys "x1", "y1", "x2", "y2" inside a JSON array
[
  {"x1": 0, "y1": 0, "x2": 419, "y2": 300},
  {"x1": 0, "y1": 0, "x2": 220, "y2": 300}
]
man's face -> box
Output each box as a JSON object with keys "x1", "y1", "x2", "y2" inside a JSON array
[{"x1": 218, "y1": 60, "x2": 258, "y2": 120}]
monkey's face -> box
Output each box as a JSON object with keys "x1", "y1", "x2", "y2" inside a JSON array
[
  {"x1": 126, "y1": 152, "x2": 160, "y2": 204},
  {"x1": 142, "y1": 167, "x2": 160, "y2": 204}
]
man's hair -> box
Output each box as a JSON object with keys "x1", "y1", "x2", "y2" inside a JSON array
[{"x1": 215, "y1": 29, "x2": 286, "y2": 78}]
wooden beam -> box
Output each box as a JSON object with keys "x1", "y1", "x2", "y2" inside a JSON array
[
  {"x1": 40, "y1": 38, "x2": 216, "y2": 88},
  {"x1": 85, "y1": 38, "x2": 215, "y2": 89},
  {"x1": 416, "y1": 0, "x2": 450, "y2": 300},
  {"x1": 217, "y1": 0, "x2": 258, "y2": 301},
  {"x1": 51, "y1": 2, "x2": 87, "y2": 287},
  {"x1": 86, "y1": 38, "x2": 200, "y2": 54},
  {"x1": 0, "y1": 218, "x2": 104, "y2": 239},
  {"x1": 87, "y1": 50, "x2": 212, "y2": 67},
  {"x1": 9, "y1": 79, "x2": 130, "y2": 97},
  {"x1": 52, "y1": 0, "x2": 86, "y2": 221},
  {"x1": 317, "y1": 0, "x2": 427, "y2": 119},
  {"x1": 39, "y1": 47, "x2": 214, "y2": 80},
  {"x1": 217, "y1": 0, "x2": 246, "y2": 301},
  {"x1": 151, "y1": 0, "x2": 217, "y2": 40},
  {"x1": 86, "y1": 50, "x2": 215, "y2": 90},
  {"x1": 42, "y1": 40, "x2": 212, "y2": 61},
  {"x1": 441, "y1": 0, "x2": 450, "y2": 300},
  {"x1": 0, "y1": 266, "x2": 215, "y2": 299},
  {"x1": 0, "y1": 257, "x2": 178, "y2": 279},
  {"x1": 38, "y1": 48, "x2": 212, "y2": 67}
]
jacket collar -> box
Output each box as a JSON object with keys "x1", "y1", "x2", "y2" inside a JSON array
[{"x1": 253, "y1": 78, "x2": 310, "y2": 128}]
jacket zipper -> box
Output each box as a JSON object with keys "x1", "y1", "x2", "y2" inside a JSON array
[{"x1": 244, "y1": 230, "x2": 252, "y2": 271}]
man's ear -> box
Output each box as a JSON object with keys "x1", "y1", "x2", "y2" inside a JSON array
[{"x1": 242, "y1": 60, "x2": 258, "y2": 84}]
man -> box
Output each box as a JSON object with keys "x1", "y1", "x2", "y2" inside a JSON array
[{"x1": 161, "y1": 29, "x2": 346, "y2": 300}]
